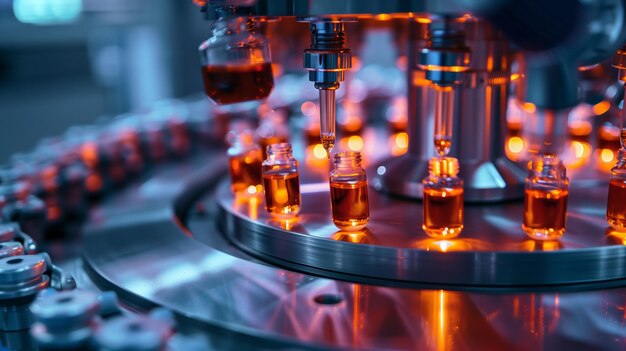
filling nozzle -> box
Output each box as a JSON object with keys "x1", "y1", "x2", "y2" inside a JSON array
[
  {"x1": 432, "y1": 84, "x2": 455, "y2": 156},
  {"x1": 301, "y1": 19, "x2": 354, "y2": 157},
  {"x1": 417, "y1": 17, "x2": 470, "y2": 157},
  {"x1": 317, "y1": 83, "x2": 340, "y2": 155}
]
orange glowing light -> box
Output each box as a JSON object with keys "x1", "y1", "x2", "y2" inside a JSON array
[
  {"x1": 248, "y1": 195, "x2": 259, "y2": 220},
  {"x1": 573, "y1": 141, "x2": 585, "y2": 158},
  {"x1": 313, "y1": 144, "x2": 328, "y2": 159},
  {"x1": 569, "y1": 120, "x2": 593, "y2": 137},
  {"x1": 510, "y1": 73, "x2": 521, "y2": 81},
  {"x1": 522, "y1": 102, "x2": 536, "y2": 113},
  {"x1": 415, "y1": 16, "x2": 432, "y2": 23},
  {"x1": 81, "y1": 143, "x2": 99, "y2": 168},
  {"x1": 601, "y1": 149, "x2": 615, "y2": 163},
  {"x1": 508, "y1": 136, "x2": 524, "y2": 154},
  {"x1": 192, "y1": 0, "x2": 206, "y2": 6},
  {"x1": 247, "y1": 185, "x2": 261, "y2": 195},
  {"x1": 86, "y1": 174, "x2": 103, "y2": 193},
  {"x1": 418, "y1": 64, "x2": 469, "y2": 73},
  {"x1": 351, "y1": 56, "x2": 362, "y2": 71},
  {"x1": 412, "y1": 70, "x2": 430, "y2": 87},
  {"x1": 592, "y1": 101, "x2": 611, "y2": 116},
  {"x1": 374, "y1": 13, "x2": 391, "y2": 21},
  {"x1": 395, "y1": 132, "x2": 409, "y2": 149},
  {"x1": 347, "y1": 136, "x2": 364, "y2": 151}
]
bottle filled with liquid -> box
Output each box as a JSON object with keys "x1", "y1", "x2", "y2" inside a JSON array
[
  {"x1": 422, "y1": 157, "x2": 464, "y2": 239},
  {"x1": 607, "y1": 148, "x2": 626, "y2": 231},
  {"x1": 199, "y1": 16, "x2": 274, "y2": 105},
  {"x1": 262, "y1": 143, "x2": 301, "y2": 218},
  {"x1": 226, "y1": 130, "x2": 263, "y2": 196},
  {"x1": 523, "y1": 155, "x2": 569, "y2": 240},
  {"x1": 256, "y1": 109, "x2": 289, "y2": 160},
  {"x1": 329, "y1": 151, "x2": 370, "y2": 231}
]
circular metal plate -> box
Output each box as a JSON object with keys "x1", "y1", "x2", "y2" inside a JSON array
[{"x1": 216, "y1": 170, "x2": 626, "y2": 287}]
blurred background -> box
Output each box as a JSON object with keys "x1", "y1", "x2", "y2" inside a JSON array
[{"x1": 0, "y1": 0, "x2": 208, "y2": 162}]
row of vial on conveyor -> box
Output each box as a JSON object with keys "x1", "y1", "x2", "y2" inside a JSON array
[{"x1": 0, "y1": 103, "x2": 230, "y2": 350}]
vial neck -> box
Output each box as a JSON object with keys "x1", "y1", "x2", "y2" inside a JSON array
[
  {"x1": 267, "y1": 143, "x2": 293, "y2": 160},
  {"x1": 616, "y1": 148, "x2": 626, "y2": 168},
  {"x1": 212, "y1": 16, "x2": 254, "y2": 38},
  {"x1": 529, "y1": 155, "x2": 567, "y2": 179},
  {"x1": 333, "y1": 151, "x2": 362, "y2": 171},
  {"x1": 428, "y1": 156, "x2": 459, "y2": 178}
]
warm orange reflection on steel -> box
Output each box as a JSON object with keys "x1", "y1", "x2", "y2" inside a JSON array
[
  {"x1": 332, "y1": 230, "x2": 370, "y2": 244},
  {"x1": 522, "y1": 239, "x2": 564, "y2": 252},
  {"x1": 268, "y1": 217, "x2": 298, "y2": 231},
  {"x1": 607, "y1": 228, "x2": 626, "y2": 245},
  {"x1": 247, "y1": 195, "x2": 260, "y2": 220},
  {"x1": 415, "y1": 238, "x2": 473, "y2": 252},
  {"x1": 352, "y1": 284, "x2": 361, "y2": 348}
]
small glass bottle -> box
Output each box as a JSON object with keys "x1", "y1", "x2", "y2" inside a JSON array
[
  {"x1": 199, "y1": 15, "x2": 273, "y2": 105},
  {"x1": 226, "y1": 130, "x2": 263, "y2": 196},
  {"x1": 607, "y1": 147, "x2": 626, "y2": 231},
  {"x1": 523, "y1": 155, "x2": 569, "y2": 240},
  {"x1": 329, "y1": 151, "x2": 370, "y2": 231},
  {"x1": 256, "y1": 109, "x2": 289, "y2": 160},
  {"x1": 422, "y1": 156, "x2": 464, "y2": 239},
  {"x1": 262, "y1": 143, "x2": 301, "y2": 218}
]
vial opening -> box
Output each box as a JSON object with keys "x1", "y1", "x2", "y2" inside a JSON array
[
  {"x1": 529, "y1": 155, "x2": 567, "y2": 179},
  {"x1": 266, "y1": 143, "x2": 293, "y2": 158},
  {"x1": 333, "y1": 151, "x2": 362, "y2": 169},
  {"x1": 428, "y1": 156, "x2": 459, "y2": 177}
]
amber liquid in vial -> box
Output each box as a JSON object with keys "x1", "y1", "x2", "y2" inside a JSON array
[
  {"x1": 201, "y1": 63, "x2": 274, "y2": 105},
  {"x1": 259, "y1": 136, "x2": 288, "y2": 160},
  {"x1": 330, "y1": 180, "x2": 369, "y2": 231},
  {"x1": 263, "y1": 172, "x2": 301, "y2": 218},
  {"x1": 607, "y1": 179, "x2": 626, "y2": 231},
  {"x1": 229, "y1": 154, "x2": 263, "y2": 194},
  {"x1": 523, "y1": 189, "x2": 568, "y2": 239},
  {"x1": 422, "y1": 188, "x2": 464, "y2": 239}
]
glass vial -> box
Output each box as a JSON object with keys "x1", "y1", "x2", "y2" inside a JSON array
[
  {"x1": 422, "y1": 157, "x2": 464, "y2": 239},
  {"x1": 329, "y1": 151, "x2": 370, "y2": 231},
  {"x1": 607, "y1": 148, "x2": 626, "y2": 231},
  {"x1": 523, "y1": 155, "x2": 569, "y2": 240},
  {"x1": 262, "y1": 143, "x2": 301, "y2": 218},
  {"x1": 199, "y1": 16, "x2": 273, "y2": 105},
  {"x1": 227, "y1": 131, "x2": 263, "y2": 195}
]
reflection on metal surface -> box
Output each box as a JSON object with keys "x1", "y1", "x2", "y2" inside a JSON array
[
  {"x1": 332, "y1": 230, "x2": 372, "y2": 244},
  {"x1": 80, "y1": 156, "x2": 626, "y2": 350}
]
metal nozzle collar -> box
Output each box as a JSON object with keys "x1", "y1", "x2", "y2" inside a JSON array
[
  {"x1": 302, "y1": 20, "x2": 352, "y2": 85},
  {"x1": 418, "y1": 28, "x2": 470, "y2": 86}
]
